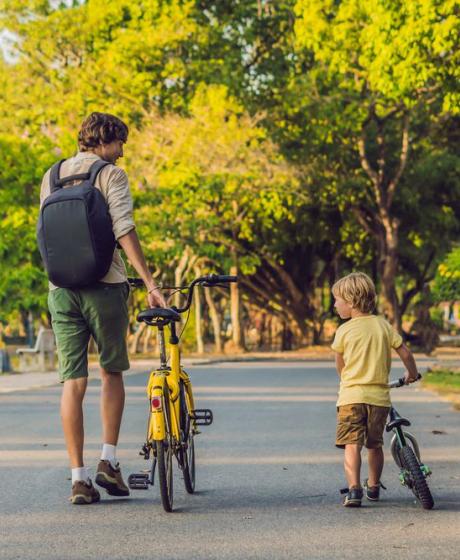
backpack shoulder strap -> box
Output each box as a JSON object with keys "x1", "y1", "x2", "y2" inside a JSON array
[
  {"x1": 88, "y1": 159, "x2": 111, "y2": 186},
  {"x1": 49, "y1": 159, "x2": 66, "y2": 193}
]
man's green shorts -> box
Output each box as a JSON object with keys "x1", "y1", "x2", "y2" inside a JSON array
[{"x1": 48, "y1": 282, "x2": 130, "y2": 382}]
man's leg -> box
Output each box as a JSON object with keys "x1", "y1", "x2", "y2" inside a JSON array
[
  {"x1": 61, "y1": 377, "x2": 88, "y2": 468},
  {"x1": 344, "y1": 443, "x2": 362, "y2": 488},
  {"x1": 367, "y1": 447, "x2": 384, "y2": 486},
  {"x1": 100, "y1": 368, "x2": 125, "y2": 445},
  {"x1": 96, "y1": 368, "x2": 130, "y2": 496}
]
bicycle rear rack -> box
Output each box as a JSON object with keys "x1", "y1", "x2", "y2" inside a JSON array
[{"x1": 192, "y1": 408, "x2": 213, "y2": 426}]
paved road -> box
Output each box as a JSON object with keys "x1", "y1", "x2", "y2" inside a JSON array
[{"x1": 0, "y1": 362, "x2": 459, "y2": 560}]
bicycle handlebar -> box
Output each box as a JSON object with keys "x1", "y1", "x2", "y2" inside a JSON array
[
  {"x1": 174, "y1": 274, "x2": 237, "y2": 313},
  {"x1": 388, "y1": 373, "x2": 422, "y2": 388},
  {"x1": 127, "y1": 274, "x2": 237, "y2": 314}
]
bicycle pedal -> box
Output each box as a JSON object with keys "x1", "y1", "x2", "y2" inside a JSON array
[
  {"x1": 192, "y1": 408, "x2": 213, "y2": 426},
  {"x1": 128, "y1": 473, "x2": 150, "y2": 490}
]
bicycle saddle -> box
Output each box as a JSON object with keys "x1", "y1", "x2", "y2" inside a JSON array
[
  {"x1": 386, "y1": 407, "x2": 411, "y2": 432},
  {"x1": 137, "y1": 307, "x2": 181, "y2": 326}
]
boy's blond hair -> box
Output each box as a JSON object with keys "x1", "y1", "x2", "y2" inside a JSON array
[{"x1": 332, "y1": 272, "x2": 376, "y2": 314}]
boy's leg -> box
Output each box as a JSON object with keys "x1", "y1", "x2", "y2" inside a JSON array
[
  {"x1": 364, "y1": 405, "x2": 390, "y2": 500},
  {"x1": 336, "y1": 404, "x2": 366, "y2": 505},
  {"x1": 367, "y1": 447, "x2": 384, "y2": 486},
  {"x1": 344, "y1": 444, "x2": 362, "y2": 488}
]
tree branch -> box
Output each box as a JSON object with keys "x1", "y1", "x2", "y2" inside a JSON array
[{"x1": 387, "y1": 112, "x2": 410, "y2": 208}]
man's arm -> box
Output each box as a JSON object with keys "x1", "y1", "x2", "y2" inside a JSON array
[
  {"x1": 117, "y1": 229, "x2": 166, "y2": 308},
  {"x1": 335, "y1": 352, "x2": 345, "y2": 378},
  {"x1": 394, "y1": 343, "x2": 419, "y2": 384}
]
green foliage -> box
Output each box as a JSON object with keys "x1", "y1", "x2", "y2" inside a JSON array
[
  {"x1": 432, "y1": 248, "x2": 460, "y2": 302},
  {"x1": 0, "y1": 0, "x2": 458, "y2": 344},
  {"x1": 294, "y1": 0, "x2": 459, "y2": 111},
  {"x1": 0, "y1": 134, "x2": 55, "y2": 319}
]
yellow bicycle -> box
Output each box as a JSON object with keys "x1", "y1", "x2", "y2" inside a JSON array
[{"x1": 127, "y1": 274, "x2": 237, "y2": 511}]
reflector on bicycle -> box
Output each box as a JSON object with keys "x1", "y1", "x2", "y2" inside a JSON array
[{"x1": 151, "y1": 396, "x2": 162, "y2": 410}]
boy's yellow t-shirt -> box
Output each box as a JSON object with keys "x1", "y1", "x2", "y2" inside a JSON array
[{"x1": 331, "y1": 315, "x2": 403, "y2": 407}]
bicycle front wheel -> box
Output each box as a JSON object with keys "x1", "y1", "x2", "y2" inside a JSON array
[
  {"x1": 156, "y1": 386, "x2": 174, "y2": 512},
  {"x1": 400, "y1": 445, "x2": 434, "y2": 510}
]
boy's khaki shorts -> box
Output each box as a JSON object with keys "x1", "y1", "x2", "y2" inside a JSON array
[
  {"x1": 48, "y1": 282, "x2": 130, "y2": 382},
  {"x1": 336, "y1": 403, "x2": 390, "y2": 449}
]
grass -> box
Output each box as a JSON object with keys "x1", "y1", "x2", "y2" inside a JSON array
[{"x1": 423, "y1": 368, "x2": 460, "y2": 393}]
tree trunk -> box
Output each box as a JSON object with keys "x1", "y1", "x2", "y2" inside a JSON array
[
  {"x1": 204, "y1": 288, "x2": 222, "y2": 353},
  {"x1": 174, "y1": 247, "x2": 198, "y2": 307},
  {"x1": 378, "y1": 225, "x2": 401, "y2": 329},
  {"x1": 130, "y1": 322, "x2": 146, "y2": 354},
  {"x1": 281, "y1": 321, "x2": 293, "y2": 351},
  {"x1": 230, "y1": 264, "x2": 245, "y2": 351},
  {"x1": 357, "y1": 107, "x2": 410, "y2": 329}
]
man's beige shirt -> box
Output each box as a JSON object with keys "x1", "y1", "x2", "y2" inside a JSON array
[{"x1": 40, "y1": 151, "x2": 135, "y2": 290}]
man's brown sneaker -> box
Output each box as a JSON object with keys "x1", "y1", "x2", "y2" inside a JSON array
[
  {"x1": 69, "y1": 479, "x2": 101, "y2": 505},
  {"x1": 95, "y1": 460, "x2": 130, "y2": 497}
]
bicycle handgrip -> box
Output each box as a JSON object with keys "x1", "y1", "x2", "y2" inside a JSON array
[
  {"x1": 127, "y1": 277, "x2": 145, "y2": 288},
  {"x1": 389, "y1": 373, "x2": 422, "y2": 388},
  {"x1": 213, "y1": 275, "x2": 237, "y2": 283}
]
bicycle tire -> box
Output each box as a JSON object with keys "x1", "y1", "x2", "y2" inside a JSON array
[
  {"x1": 400, "y1": 445, "x2": 434, "y2": 510},
  {"x1": 179, "y1": 382, "x2": 196, "y2": 494},
  {"x1": 157, "y1": 385, "x2": 174, "y2": 512}
]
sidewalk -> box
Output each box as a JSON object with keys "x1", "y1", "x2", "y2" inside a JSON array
[
  {"x1": 0, "y1": 357, "x2": 214, "y2": 394},
  {"x1": 0, "y1": 348, "x2": 452, "y2": 394}
]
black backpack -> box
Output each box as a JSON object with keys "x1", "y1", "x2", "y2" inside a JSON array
[{"x1": 37, "y1": 159, "x2": 116, "y2": 288}]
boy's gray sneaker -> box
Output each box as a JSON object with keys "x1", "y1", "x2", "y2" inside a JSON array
[
  {"x1": 341, "y1": 486, "x2": 363, "y2": 507},
  {"x1": 364, "y1": 480, "x2": 386, "y2": 501}
]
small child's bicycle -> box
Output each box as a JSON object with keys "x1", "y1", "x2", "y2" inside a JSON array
[
  {"x1": 387, "y1": 375, "x2": 434, "y2": 510},
  {"x1": 127, "y1": 274, "x2": 237, "y2": 512}
]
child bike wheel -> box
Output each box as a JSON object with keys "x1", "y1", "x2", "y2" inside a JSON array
[
  {"x1": 179, "y1": 382, "x2": 196, "y2": 494},
  {"x1": 157, "y1": 387, "x2": 174, "y2": 512},
  {"x1": 400, "y1": 446, "x2": 434, "y2": 510}
]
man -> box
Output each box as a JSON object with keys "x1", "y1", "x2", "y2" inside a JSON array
[{"x1": 40, "y1": 112, "x2": 166, "y2": 504}]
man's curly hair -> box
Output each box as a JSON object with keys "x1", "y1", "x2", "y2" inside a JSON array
[{"x1": 78, "y1": 112, "x2": 128, "y2": 151}]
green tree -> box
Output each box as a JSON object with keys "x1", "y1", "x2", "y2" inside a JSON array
[{"x1": 294, "y1": 0, "x2": 459, "y2": 328}]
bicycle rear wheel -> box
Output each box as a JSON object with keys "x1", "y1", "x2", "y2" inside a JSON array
[
  {"x1": 156, "y1": 386, "x2": 174, "y2": 512},
  {"x1": 179, "y1": 382, "x2": 195, "y2": 494},
  {"x1": 400, "y1": 445, "x2": 434, "y2": 510}
]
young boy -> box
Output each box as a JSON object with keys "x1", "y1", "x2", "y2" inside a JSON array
[{"x1": 331, "y1": 272, "x2": 419, "y2": 507}]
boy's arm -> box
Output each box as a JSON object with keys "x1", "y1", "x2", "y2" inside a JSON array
[
  {"x1": 334, "y1": 352, "x2": 345, "y2": 378},
  {"x1": 395, "y1": 343, "x2": 419, "y2": 384}
]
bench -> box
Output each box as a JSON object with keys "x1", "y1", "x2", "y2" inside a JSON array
[{"x1": 16, "y1": 327, "x2": 56, "y2": 372}]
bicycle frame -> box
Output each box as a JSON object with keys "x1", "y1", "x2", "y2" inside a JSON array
[{"x1": 146, "y1": 321, "x2": 195, "y2": 444}]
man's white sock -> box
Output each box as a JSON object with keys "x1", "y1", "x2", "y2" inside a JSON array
[
  {"x1": 101, "y1": 443, "x2": 118, "y2": 469},
  {"x1": 71, "y1": 467, "x2": 90, "y2": 484}
]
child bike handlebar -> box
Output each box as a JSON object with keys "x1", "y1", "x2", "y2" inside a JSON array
[{"x1": 388, "y1": 373, "x2": 422, "y2": 389}]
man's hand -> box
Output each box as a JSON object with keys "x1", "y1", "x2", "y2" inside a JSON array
[{"x1": 147, "y1": 286, "x2": 166, "y2": 308}]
